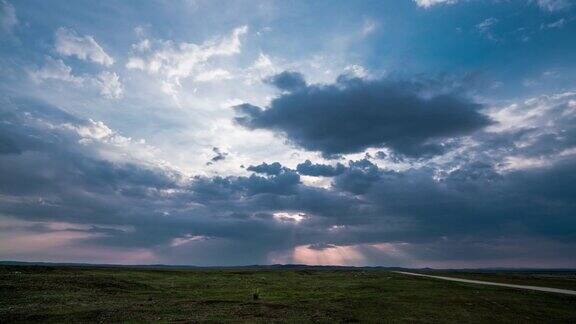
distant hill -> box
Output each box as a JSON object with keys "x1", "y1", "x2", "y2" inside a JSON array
[{"x1": 1, "y1": 260, "x2": 574, "y2": 272}]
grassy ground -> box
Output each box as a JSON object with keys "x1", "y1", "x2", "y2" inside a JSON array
[{"x1": 1, "y1": 266, "x2": 575, "y2": 323}]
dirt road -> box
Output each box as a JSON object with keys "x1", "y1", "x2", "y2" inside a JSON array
[{"x1": 394, "y1": 271, "x2": 576, "y2": 296}]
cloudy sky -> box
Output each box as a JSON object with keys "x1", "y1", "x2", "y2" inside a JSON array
[{"x1": 1, "y1": 0, "x2": 575, "y2": 267}]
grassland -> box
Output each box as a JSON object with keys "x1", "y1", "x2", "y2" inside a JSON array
[{"x1": 1, "y1": 265, "x2": 575, "y2": 323}]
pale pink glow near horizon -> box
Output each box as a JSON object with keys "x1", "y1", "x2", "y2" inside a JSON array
[
  {"x1": 0, "y1": 218, "x2": 155, "y2": 264},
  {"x1": 0, "y1": 230, "x2": 102, "y2": 254},
  {"x1": 291, "y1": 244, "x2": 366, "y2": 266}
]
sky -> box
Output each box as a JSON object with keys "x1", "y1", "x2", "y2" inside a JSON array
[{"x1": 0, "y1": 0, "x2": 575, "y2": 267}]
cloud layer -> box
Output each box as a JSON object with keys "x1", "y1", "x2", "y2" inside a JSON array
[{"x1": 1, "y1": 90, "x2": 575, "y2": 266}]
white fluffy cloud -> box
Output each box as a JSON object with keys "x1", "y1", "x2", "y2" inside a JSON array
[
  {"x1": 126, "y1": 26, "x2": 248, "y2": 94},
  {"x1": 361, "y1": 19, "x2": 377, "y2": 37},
  {"x1": 29, "y1": 57, "x2": 84, "y2": 84},
  {"x1": 414, "y1": 0, "x2": 457, "y2": 8},
  {"x1": 95, "y1": 71, "x2": 124, "y2": 99},
  {"x1": 477, "y1": 18, "x2": 497, "y2": 33},
  {"x1": 193, "y1": 68, "x2": 232, "y2": 82},
  {"x1": 60, "y1": 118, "x2": 165, "y2": 167},
  {"x1": 415, "y1": 0, "x2": 571, "y2": 10},
  {"x1": 536, "y1": 0, "x2": 572, "y2": 11},
  {"x1": 30, "y1": 58, "x2": 123, "y2": 100},
  {"x1": 55, "y1": 27, "x2": 114, "y2": 66}
]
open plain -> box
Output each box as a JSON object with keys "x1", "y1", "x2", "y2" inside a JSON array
[{"x1": 1, "y1": 265, "x2": 575, "y2": 323}]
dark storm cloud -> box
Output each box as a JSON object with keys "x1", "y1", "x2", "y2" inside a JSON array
[
  {"x1": 296, "y1": 160, "x2": 345, "y2": 177},
  {"x1": 0, "y1": 118, "x2": 175, "y2": 236},
  {"x1": 247, "y1": 161, "x2": 284, "y2": 175},
  {"x1": 190, "y1": 167, "x2": 300, "y2": 198},
  {"x1": 206, "y1": 147, "x2": 228, "y2": 165},
  {"x1": 0, "y1": 131, "x2": 21, "y2": 154},
  {"x1": 264, "y1": 71, "x2": 307, "y2": 92},
  {"x1": 235, "y1": 74, "x2": 492, "y2": 157},
  {"x1": 333, "y1": 159, "x2": 383, "y2": 194},
  {"x1": 235, "y1": 170, "x2": 301, "y2": 195},
  {"x1": 307, "y1": 243, "x2": 337, "y2": 250},
  {"x1": 361, "y1": 158, "x2": 576, "y2": 242}
]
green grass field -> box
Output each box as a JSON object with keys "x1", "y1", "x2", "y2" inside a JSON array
[{"x1": 1, "y1": 266, "x2": 575, "y2": 323}]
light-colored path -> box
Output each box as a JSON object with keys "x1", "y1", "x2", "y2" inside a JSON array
[{"x1": 394, "y1": 271, "x2": 576, "y2": 296}]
